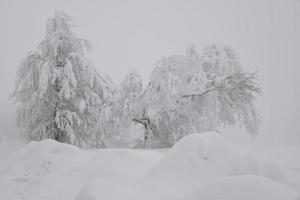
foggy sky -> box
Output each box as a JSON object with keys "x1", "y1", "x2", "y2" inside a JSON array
[{"x1": 0, "y1": 0, "x2": 299, "y2": 143}]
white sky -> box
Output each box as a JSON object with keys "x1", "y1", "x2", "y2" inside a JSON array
[{"x1": 0, "y1": 0, "x2": 299, "y2": 143}]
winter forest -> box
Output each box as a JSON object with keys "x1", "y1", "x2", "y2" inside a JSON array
[
  {"x1": 1, "y1": 1, "x2": 300, "y2": 200},
  {"x1": 12, "y1": 11, "x2": 261, "y2": 148}
]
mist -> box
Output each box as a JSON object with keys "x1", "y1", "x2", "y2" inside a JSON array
[{"x1": 0, "y1": 0, "x2": 300, "y2": 144}]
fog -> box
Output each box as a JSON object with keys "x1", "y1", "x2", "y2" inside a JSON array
[{"x1": 0, "y1": 0, "x2": 299, "y2": 144}]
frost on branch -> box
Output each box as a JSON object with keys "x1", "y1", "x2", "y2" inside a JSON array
[
  {"x1": 216, "y1": 72, "x2": 261, "y2": 135},
  {"x1": 12, "y1": 11, "x2": 261, "y2": 148},
  {"x1": 181, "y1": 44, "x2": 261, "y2": 136},
  {"x1": 133, "y1": 44, "x2": 261, "y2": 147},
  {"x1": 182, "y1": 72, "x2": 261, "y2": 136},
  {"x1": 12, "y1": 11, "x2": 112, "y2": 148},
  {"x1": 55, "y1": 110, "x2": 81, "y2": 144},
  {"x1": 97, "y1": 71, "x2": 143, "y2": 148}
]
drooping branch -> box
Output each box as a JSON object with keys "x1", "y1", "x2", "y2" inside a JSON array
[
  {"x1": 181, "y1": 72, "x2": 262, "y2": 135},
  {"x1": 181, "y1": 72, "x2": 261, "y2": 99},
  {"x1": 218, "y1": 72, "x2": 262, "y2": 135}
]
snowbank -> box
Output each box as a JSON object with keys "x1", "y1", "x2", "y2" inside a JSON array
[
  {"x1": 141, "y1": 132, "x2": 288, "y2": 195},
  {"x1": 75, "y1": 149, "x2": 162, "y2": 200},
  {"x1": 78, "y1": 132, "x2": 298, "y2": 200},
  {"x1": 0, "y1": 139, "x2": 93, "y2": 200},
  {"x1": 0, "y1": 133, "x2": 299, "y2": 200},
  {"x1": 0, "y1": 139, "x2": 162, "y2": 200},
  {"x1": 181, "y1": 175, "x2": 298, "y2": 200},
  {"x1": 0, "y1": 139, "x2": 86, "y2": 175}
]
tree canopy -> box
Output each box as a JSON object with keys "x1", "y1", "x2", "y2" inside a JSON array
[{"x1": 13, "y1": 12, "x2": 261, "y2": 148}]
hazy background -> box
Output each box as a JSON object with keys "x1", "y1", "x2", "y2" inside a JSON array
[{"x1": 0, "y1": 0, "x2": 299, "y2": 144}]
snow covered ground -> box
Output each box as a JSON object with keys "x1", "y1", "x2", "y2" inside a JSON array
[{"x1": 0, "y1": 132, "x2": 299, "y2": 200}]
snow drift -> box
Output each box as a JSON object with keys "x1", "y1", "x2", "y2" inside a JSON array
[
  {"x1": 136, "y1": 132, "x2": 293, "y2": 199},
  {"x1": 0, "y1": 139, "x2": 161, "y2": 200},
  {"x1": 144, "y1": 132, "x2": 287, "y2": 183},
  {"x1": 78, "y1": 132, "x2": 298, "y2": 200},
  {"x1": 0, "y1": 132, "x2": 299, "y2": 200},
  {"x1": 182, "y1": 175, "x2": 298, "y2": 200}
]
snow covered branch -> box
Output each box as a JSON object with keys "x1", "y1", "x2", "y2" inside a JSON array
[
  {"x1": 182, "y1": 72, "x2": 261, "y2": 135},
  {"x1": 181, "y1": 72, "x2": 261, "y2": 99},
  {"x1": 12, "y1": 12, "x2": 262, "y2": 148}
]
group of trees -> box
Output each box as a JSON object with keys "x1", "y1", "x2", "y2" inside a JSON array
[{"x1": 12, "y1": 12, "x2": 261, "y2": 148}]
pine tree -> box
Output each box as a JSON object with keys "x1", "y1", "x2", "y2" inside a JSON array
[{"x1": 12, "y1": 11, "x2": 112, "y2": 147}]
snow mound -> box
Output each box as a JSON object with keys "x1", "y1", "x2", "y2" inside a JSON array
[
  {"x1": 81, "y1": 149, "x2": 162, "y2": 181},
  {"x1": 2, "y1": 139, "x2": 84, "y2": 172},
  {"x1": 76, "y1": 178, "x2": 143, "y2": 200},
  {"x1": 142, "y1": 132, "x2": 288, "y2": 194},
  {"x1": 20, "y1": 139, "x2": 81, "y2": 155},
  {"x1": 182, "y1": 175, "x2": 299, "y2": 200},
  {"x1": 76, "y1": 149, "x2": 162, "y2": 200},
  {"x1": 0, "y1": 139, "x2": 92, "y2": 200},
  {"x1": 77, "y1": 133, "x2": 297, "y2": 200},
  {"x1": 1, "y1": 135, "x2": 299, "y2": 200},
  {"x1": 1, "y1": 139, "x2": 83, "y2": 173}
]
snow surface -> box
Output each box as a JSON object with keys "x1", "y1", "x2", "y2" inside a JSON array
[{"x1": 0, "y1": 132, "x2": 299, "y2": 200}]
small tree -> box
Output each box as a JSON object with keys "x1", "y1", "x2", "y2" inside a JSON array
[{"x1": 12, "y1": 11, "x2": 111, "y2": 147}]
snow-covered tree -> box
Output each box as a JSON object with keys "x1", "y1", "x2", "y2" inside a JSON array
[
  {"x1": 101, "y1": 45, "x2": 260, "y2": 147},
  {"x1": 134, "y1": 45, "x2": 261, "y2": 147},
  {"x1": 182, "y1": 44, "x2": 261, "y2": 136},
  {"x1": 12, "y1": 11, "x2": 261, "y2": 149},
  {"x1": 12, "y1": 11, "x2": 112, "y2": 147},
  {"x1": 97, "y1": 71, "x2": 144, "y2": 147},
  {"x1": 136, "y1": 54, "x2": 201, "y2": 147}
]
